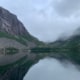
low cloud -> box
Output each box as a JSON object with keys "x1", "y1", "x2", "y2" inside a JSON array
[
  {"x1": 53, "y1": 0, "x2": 80, "y2": 17},
  {"x1": 0, "y1": 0, "x2": 80, "y2": 42}
]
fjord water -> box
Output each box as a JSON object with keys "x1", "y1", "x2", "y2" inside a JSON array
[{"x1": 23, "y1": 58, "x2": 80, "y2": 80}]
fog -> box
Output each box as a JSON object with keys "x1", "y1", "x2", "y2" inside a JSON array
[
  {"x1": 23, "y1": 58, "x2": 80, "y2": 80},
  {"x1": 0, "y1": 0, "x2": 80, "y2": 42}
]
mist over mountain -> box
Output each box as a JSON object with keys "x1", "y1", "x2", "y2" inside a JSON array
[
  {"x1": 0, "y1": 5, "x2": 80, "y2": 80},
  {"x1": 0, "y1": 0, "x2": 80, "y2": 42}
]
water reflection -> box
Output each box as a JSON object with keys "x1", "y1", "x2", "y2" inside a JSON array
[{"x1": 23, "y1": 58, "x2": 80, "y2": 80}]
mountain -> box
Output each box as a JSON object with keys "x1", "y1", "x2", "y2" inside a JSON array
[
  {"x1": 0, "y1": 7, "x2": 44, "y2": 80},
  {"x1": 0, "y1": 7, "x2": 43, "y2": 47},
  {"x1": 0, "y1": 7, "x2": 29, "y2": 36},
  {"x1": 1, "y1": 7, "x2": 80, "y2": 80},
  {"x1": 49, "y1": 28, "x2": 80, "y2": 64}
]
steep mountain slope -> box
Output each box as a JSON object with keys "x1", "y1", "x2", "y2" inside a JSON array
[
  {"x1": 0, "y1": 7, "x2": 43, "y2": 47},
  {"x1": 0, "y1": 7, "x2": 29, "y2": 36},
  {"x1": 0, "y1": 7, "x2": 44, "y2": 80}
]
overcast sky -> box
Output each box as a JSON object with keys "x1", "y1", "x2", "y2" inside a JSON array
[{"x1": 0, "y1": 0, "x2": 80, "y2": 42}]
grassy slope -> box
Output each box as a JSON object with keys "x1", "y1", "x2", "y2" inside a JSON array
[
  {"x1": 1, "y1": 31, "x2": 80, "y2": 78},
  {"x1": 48, "y1": 35, "x2": 80, "y2": 64},
  {"x1": 0, "y1": 32, "x2": 43, "y2": 75},
  {"x1": 0, "y1": 32, "x2": 28, "y2": 46},
  {"x1": 0, "y1": 32, "x2": 28, "y2": 74},
  {"x1": 0, "y1": 32, "x2": 44, "y2": 47}
]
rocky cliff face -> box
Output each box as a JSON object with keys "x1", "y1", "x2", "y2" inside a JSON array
[
  {"x1": 0, "y1": 7, "x2": 29, "y2": 36},
  {"x1": 0, "y1": 7, "x2": 42, "y2": 48},
  {"x1": 0, "y1": 7, "x2": 41, "y2": 80}
]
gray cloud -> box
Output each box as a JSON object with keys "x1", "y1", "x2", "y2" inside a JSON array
[
  {"x1": 0, "y1": 0, "x2": 80, "y2": 42},
  {"x1": 53, "y1": 0, "x2": 80, "y2": 16}
]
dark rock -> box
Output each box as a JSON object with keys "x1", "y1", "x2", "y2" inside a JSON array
[{"x1": 0, "y1": 7, "x2": 30, "y2": 36}]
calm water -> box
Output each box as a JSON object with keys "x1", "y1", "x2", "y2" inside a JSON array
[{"x1": 23, "y1": 58, "x2": 80, "y2": 80}]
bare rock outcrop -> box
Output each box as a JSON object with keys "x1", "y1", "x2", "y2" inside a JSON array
[{"x1": 0, "y1": 7, "x2": 30, "y2": 36}]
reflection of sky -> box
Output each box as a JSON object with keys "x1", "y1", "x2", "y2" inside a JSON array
[
  {"x1": 0, "y1": 0, "x2": 80, "y2": 42},
  {"x1": 23, "y1": 58, "x2": 80, "y2": 80}
]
